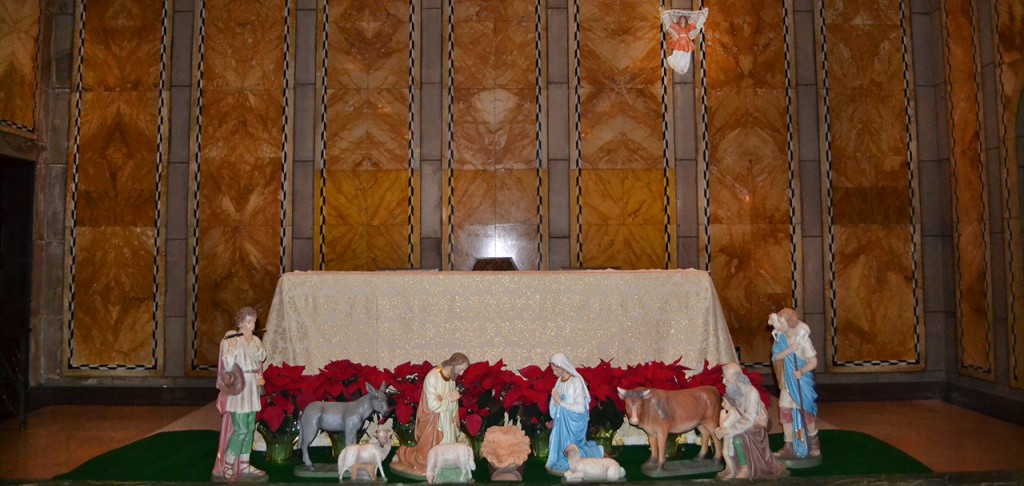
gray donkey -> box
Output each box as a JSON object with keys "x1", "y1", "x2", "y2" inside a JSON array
[{"x1": 300, "y1": 382, "x2": 389, "y2": 468}]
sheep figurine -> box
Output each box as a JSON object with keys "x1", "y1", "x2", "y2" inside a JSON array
[
  {"x1": 563, "y1": 443, "x2": 626, "y2": 482},
  {"x1": 425, "y1": 443, "x2": 476, "y2": 484},
  {"x1": 337, "y1": 429, "x2": 393, "y2": 482}
]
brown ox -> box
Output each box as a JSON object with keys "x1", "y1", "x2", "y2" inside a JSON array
[{"x1": 617, "y1": 386, "x2": 723, "y2": 469}]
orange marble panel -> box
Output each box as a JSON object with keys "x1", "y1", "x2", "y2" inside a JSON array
[
  {"x1": 450, "y1": 223, "x2": 539, "y2": 271},
  {"x1": 827, "y1": 89, "x2": 908, "y2": 157},
  {"x1": 328, "y1": 0, "x2": 408, "y2": 22},
  {"x1": 71, "y1": 227, "x2": 157, "y2": 367},
  {"x1": 704, "y1": 88, "x2": 788, "y2": 162},
  {"x1": 578, "y1": 87, "x2": 662, "y2": 169},
  {"x1": 326, "y1": 20, "x2": 409, "y2": 89},
  {"x1": 80, "y1": 0, "x2": 163, "y2": 91},
  {"x1": 956, "y1": 220, "x2": 990, "y2": 372},
  {"x1": 325, "y1": 88, "x2": 409, "y2": 170},
  {"x1": 200, "y1": 156, "x2": 281, "y2": 227},
  {"x1": 823, "y1": 24, "x2": 904, "y2": 91},
  {"x1": 831, "y1": 224, "x2": 918, "y2": 364},
  {"x1": 832, "y1": 184, "x2": 912, "y2": 225},
  {"x1": 707, "y1": 154, "x2": 791, "y2": 225},
  {"x1": 194, "y1": 224, "x2": 279, "y2": 367},
  {"x1": 579, "y1": 17, "x2": 661, "y2": 89},
  {"x1": 993, "y1": 0, "x2": 1024, "y2": 388},
  {"x1": 710, "y1": 223, "x2": 794, "y2": 364},
  {"x1": 453, "y1": 0, "x2": 533, "y2": 22},
  {"x1": 190, "y1": 0, "x2": 292, "y2": 370},
  {"x1": 580, "y1": 224, "x2": 667, "y2": 270},
  {"x1": 450, "y1": 88, "x2": 537, "y2": 170},
  {"x1": 577, "y1": 0, "x2": 652, "y2": 26},
  {"x1": 76, "y1": 92, "x2": 158, "y2": 172},
  {"x1": 495, "y1": 169, "x2": 542, "y2": 225},
  {"x1": 201, "y1": 89, "x2": 281, "y2": 159},
  {"x1": 943, "y1": 0, "x2": 992, "y2": 378},
  {"x1": 203, "y1": 0, "x2": 285, "y2": 90},
  {"x1": 824, "y1": 0, "x2": 900, "y2": 25},
  {"x1": 704, "y1": 20, "x2": 786, "y2": 88},
  {"x1": 831, "y1": 154, "x2": 910, "y2": 189},
  {"x1": 450, "y1": 169, "x2": 496, "y2": 226},
  {"x1": 0, "y1": 0, "x2": 39, "y2": 131},
  {"x1": 492, "y1": 18, "x2": 539, "y2": 89},
  {"x1": 579, "y1": 169, "x2": 666, "y2": 226}
]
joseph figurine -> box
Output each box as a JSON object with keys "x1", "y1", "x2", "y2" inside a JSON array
[{"x1": 392, "y1": 352, "x2": 470, "y2": 476}]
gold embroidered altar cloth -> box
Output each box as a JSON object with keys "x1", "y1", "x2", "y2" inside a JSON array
[{"x1": 262, "y1": 269, "x2": 737, "y2": 372}]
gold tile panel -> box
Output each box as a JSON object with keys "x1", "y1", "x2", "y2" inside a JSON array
[
  {"x1": 831, "y1": 224, "x2": 919, "y2": 363},
  {"x1": 710, "y1": 223, "x2": 794, "y2": 364},
  {"x1": 704, "y1": 20, "x2": 786, "y2": 88},
  {"x1": 451, "y1": 88, "x2": 537, "y2": 170},
  {"x1": 70, "y1": 227, "x2": 158, "y2": 367},
  {"x1": 579, "y1": 169, "x2": 667, "y2": 226},
  {"x1": 452, "y1": 20, "x2": 535, "y2": 89},
  {"x1": 707, "y1": 154, "x2": 792, "y2": 225},
  {"x1": 324, "y1": 224, "x2": 413, "y2": 271},
  {"x1": 0, "y1": 0, "x2": 39, "y2": 131},
  {"x1": 580, "y1": 224, "x2": 668, "y2": 270},
  {"x1": 324, "y1": 88, "x2": 410, "y2": 170},
  {"x1": 202, "y1": 0, "x2": 286, "y2": 90},
  {"x1": 578, "y1": 87, "x2": 663, "y2": 169},
  {"x1": 943, "y1": 0, "x2": 993, "y2": 378},
  {"x1": 821, "y1": 24, "x2": 903, "y2": 90},
  {"x1": 328, "y1": 0, "x2": 409, "y2": 22},
  {"x1": 80, "y1": 0, "x2": 163, "y2": 91},
  {"x1": 453, "y1": 0, "x2": 533, "y2": 22},
  {"x1": 704, "y1": 88, "x2": 788, "y2": 162},
  {"x1": 579, "y1": 17, "x2": 661, "y2": 89},
  {"x1": 824, "y1": 0, "x2": 899, "y2": 25},
  {"x1": 827, "y1": 89, "x2": 909, "y2": 157},
  {"x1": 324, "y1": 170, "x2": 413, "y2": 227},
  {"x1": 451, "y1": 169, "x2": 496, "y2": 226},
  {"x1": 194, "y1": 224, "x2": 280, "y2": 367}
]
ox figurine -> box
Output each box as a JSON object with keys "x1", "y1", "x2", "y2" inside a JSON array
[
  {"x1": 617, "y1": 386, "x2": 723, "y2": 473},
  {"x1": 300, "y1": 383, "x2": 390, "y2": 469}
]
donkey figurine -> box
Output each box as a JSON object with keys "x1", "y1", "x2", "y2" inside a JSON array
[{"x1": 300, "y1": 382, "x2": 390, "y2": 468}]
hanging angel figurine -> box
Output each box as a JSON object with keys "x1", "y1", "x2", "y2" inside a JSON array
[{"x1": 661, "y1": 8, "x2": 709, "y2": 75}]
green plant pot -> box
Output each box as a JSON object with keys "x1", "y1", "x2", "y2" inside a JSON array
[
  {"x1": 257, "y1": 420, "x2": 300, "y2": 465},
  {"x1": 328, "y1": 432, "x2": 347, "y2": 460},
  {"x1": 529, "y1": 428, "x2": 551, "y2": 460},
  {"x1": 588, "y1": 427, "x2": 615, "y2": 454},
  {"x1": 393, "y1": 421, "x2": 417, "y2": 447}
]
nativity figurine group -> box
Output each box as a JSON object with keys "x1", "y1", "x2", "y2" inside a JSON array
[{"x1": 212, "y1": 307, "x2": 821, "y2": 482}]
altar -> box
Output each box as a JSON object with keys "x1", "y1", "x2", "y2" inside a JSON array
[{"x1": 262, "y1": 269, "x2": 737, "y2": 372}]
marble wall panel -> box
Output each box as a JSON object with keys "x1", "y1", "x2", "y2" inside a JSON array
[
  {"x1": 941, "y1": 0, "x2": 994, "y2": 379},
  {"x1": 815, "y1": 0, "x2": 925, "y2": 371},
  {"x1": 316, "y1": 0, "x2": 419, "y2": 271},
  {"x1": 569, "y1": 0, "x2": 674, "y2": 269},
  {"x1": 696, "y1": 1, "x2": 800, "y2": 365},
  {"x1": 442, "y1": 0, "x2": 546, "y2": 270},
  {"x1": 0, "y1": 0, "x2": 39, "y2": 134},
  {"x1": 188, "y1": 0, "x2": 292, "y2": 372},
  {"x1": 992, "y1": 0, "x2": 1024, "y2": 388},
  {"x1": 65, "y1": 0, "x2": 169, "y2": 372}
]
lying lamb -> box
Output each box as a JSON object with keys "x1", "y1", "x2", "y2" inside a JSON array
[
  {"x1": 563, "y1": 443, "x2": 626, "y2": 482},
  {"x1": 425, "y1": 443, "x2": 475, "y2": 484},
  {"x1": 337, "y1": 429, "x2": 392, "y2": 482}
]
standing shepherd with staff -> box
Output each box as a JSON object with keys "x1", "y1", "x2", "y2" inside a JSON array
[{"x1": 770, "y1": 308, "x2": 820, "y2": 459}]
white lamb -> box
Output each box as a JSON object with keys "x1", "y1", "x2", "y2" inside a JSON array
[
  {"x1": 425, "y1": 443, "x2": 476, "y2": 484},
  {"x1": 337, "y1": 429, "x2": 392, "y2": 482},
  {"x1": 563, "y1": 443, "x2": 626, "y2": 482}
]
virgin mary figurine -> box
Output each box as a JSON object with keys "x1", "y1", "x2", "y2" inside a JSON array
[{"x1": 546, "y1": 353, "x2": 604, "y2": 474}]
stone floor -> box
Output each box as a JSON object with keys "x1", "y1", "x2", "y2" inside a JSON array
[{"x1": 0, "y1": 400, "x2": 1022, "y2": 480}]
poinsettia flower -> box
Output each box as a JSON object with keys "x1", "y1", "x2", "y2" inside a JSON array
[
  {"x1": 395, "y1": 401, "x2": 414, "y2": 425},
  {"x1": 463, "y1": 413, "x2": 483, "y2": 437},
  {"x1": 296, "y1": 390, "x2": 318, "y2": 412},
  {"x1": 271, "y1": 393, "x2": 296, "y2": 415},
  {"x1": 261, "y1": 405, "x2": 287, "y2": 433}
]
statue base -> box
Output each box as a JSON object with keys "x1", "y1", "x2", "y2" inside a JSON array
[
  {"x1": 545, "y1": 467, "x2": 565, "y2": 477},
  {"x1": 641, "y1": 458, "x2": 723, "y2": 477},
  {"x1": 779, "y1": 455, "x2": 823, "y2": 469},
  {"x1": 293, "y1": 463, "x2": 388, "y2": 481},
  {"x1": 388, "y1": 461, "x2": 427, "y2": 481}
]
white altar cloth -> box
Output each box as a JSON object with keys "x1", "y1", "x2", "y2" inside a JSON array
[{"x1": 262, "y1": 269, "x2": 737, "y2": 373}]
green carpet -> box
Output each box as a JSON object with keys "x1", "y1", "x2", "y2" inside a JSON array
[{"x1": 56, "y1": 429, "x2": 930, "y2": 482}]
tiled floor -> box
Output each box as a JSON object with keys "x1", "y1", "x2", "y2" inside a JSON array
[{"x1": 0, "y1": 400, "x2": 1022, "y2": 480}]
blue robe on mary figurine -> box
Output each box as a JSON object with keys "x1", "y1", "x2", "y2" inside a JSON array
[{"x1": 546, "y1": 353, "x2": 604, "y2": 473}]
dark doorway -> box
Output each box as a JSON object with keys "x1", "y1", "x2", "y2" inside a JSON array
[{"x1": 0, "y1": 155, "x2": 34, "y2": 425}]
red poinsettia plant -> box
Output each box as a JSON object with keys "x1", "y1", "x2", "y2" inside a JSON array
[
  {"x1": 458, "y1": 360, "x2": 518, "y2": 439},
  {"x1": 504, "y1": 364, "x2": 556, "y2": 438},
  {"x1": 576, "y1": 359, "x2": 628, "y2": 434},
  {"x1": 382, "y1": 360, "x2": 434, "y2": 444},
  {"x1": 256, "y1": 361, "x2": 309, "y2": 437}
]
